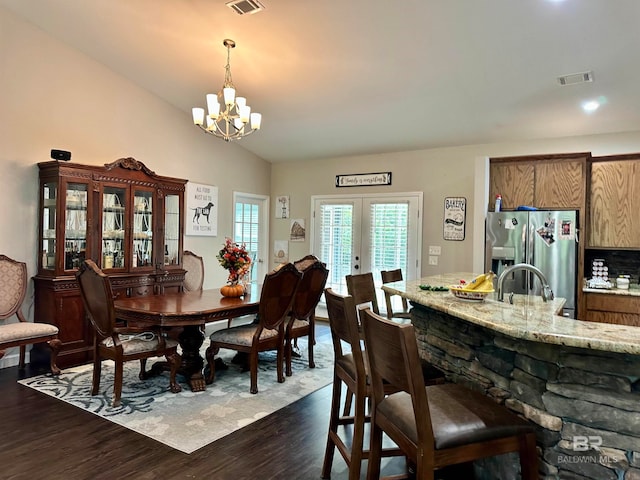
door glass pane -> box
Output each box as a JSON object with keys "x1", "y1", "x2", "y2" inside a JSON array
[
  {"x1": 164, "y1": 194, "x2": 180, "y2": 266},
  {"x1": 368, "y1": 201, "x2": 409, "y2": 312},
  {"x1": 102, "y1": 187, "x2": 126, "y2": 269},
  {"x1": 64, "y1": 183, "x2": 88, "y2": 270},
  {"x1": 133, "y1": 190, "x2": 153, "y2": 267},
  {"x1": 234, "y1": 201, "x2": 259, "y2": 283},
  {"x1": 42, "y1": 182, "x2": 58, "y2": 270},
  {"x1": 369, "y1": 202, "x2": 409, "y2": 279},
  {"x1": 319, "y1": 203, "x2": 354, "y2": 295}
]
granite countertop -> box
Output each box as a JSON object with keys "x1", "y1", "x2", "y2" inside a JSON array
[{"x1": 383, "y1": 272, "x2": 640, "y2": 355}]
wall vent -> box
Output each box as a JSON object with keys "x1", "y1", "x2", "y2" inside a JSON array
[
  {"x1": 226, "y1": 0, "x2": 264, "y2": 15},
  {"x1": 557, "y1": 71, "x2": 594, "y2": 86}
]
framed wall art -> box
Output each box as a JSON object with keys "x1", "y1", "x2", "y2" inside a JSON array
[
  {"x1": 443, "y1": 196, "x2": 466, "y2": 241},
  {"x1": 185, "y1": 182, "x2": 218, "y2": 236}
]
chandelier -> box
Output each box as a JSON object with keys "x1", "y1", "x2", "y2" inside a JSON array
[{"x1": 192, "y1": 39, "x2": 262, "y2": 142}]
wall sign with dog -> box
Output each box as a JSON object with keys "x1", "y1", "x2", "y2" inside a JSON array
[{"x1": 186, "y1": 181, "x2": 218, "y2": 236}]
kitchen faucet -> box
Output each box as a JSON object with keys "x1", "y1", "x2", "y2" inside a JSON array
[{"x1": 497, "y1": 263, "x2": 554, "y2": 303}]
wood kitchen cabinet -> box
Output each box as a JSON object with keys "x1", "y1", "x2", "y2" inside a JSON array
[
  {"x1": 34, "y1": 158, "x2": 187, "y2": 367},
  {"x1": 489, "y1": 153, "x2": 587, "y2": 210},
  {"x1": 588, "y1": 155, "x2": 640, "y2": 248},
  {"x1": 584, "y1": 292, "x2": 640, "y2": 326}
]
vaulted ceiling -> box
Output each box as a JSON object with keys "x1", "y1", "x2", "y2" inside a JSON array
[{"x1": 3, "y1": 0, "x2": 640, "y2": 163}]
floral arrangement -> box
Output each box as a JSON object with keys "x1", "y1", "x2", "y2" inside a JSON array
[{"x1": 217, "y1": 237, "x2": 252, "y2": 284}]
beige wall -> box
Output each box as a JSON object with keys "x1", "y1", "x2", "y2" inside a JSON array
[
  {"x1": 271, "y1": 131, "x2": 640, "y2": 276},
  {"x1": 0, "y1": 8, "x2": 271, "y2": 299},
  {"x1": 5, "y1": 5, "x2": 640, "y2": 307}
]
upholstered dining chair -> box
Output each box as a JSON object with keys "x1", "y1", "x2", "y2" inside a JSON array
[
  {"x1": 182, "y1": 250, "x2": 205, "y2": 292},
  {"x1": 0, "y1": 254, "x2": 61, "y2": 375},
  {"x1": 284, "y1": 255, "x2": 329, "y2": 377},
  {"x1": 321, "y1": 288, "x2": 403, "y2": 480},
  {"x1": 205, "y1": 262, "x2": 302, "y2": 394},
  {"x1": 380, "y1": 268, "x2": 411, "y2": 321},
  {"x1": 76, "y1": 260, "x2": 180, "y2": 407},
  {"x1": 360, "y1": 308, "x2": 539, "y2": 480}
]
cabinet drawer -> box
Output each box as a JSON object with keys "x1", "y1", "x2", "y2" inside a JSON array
[{"x1": 585, "y1": 293, "x2": 640, "y2": 314}]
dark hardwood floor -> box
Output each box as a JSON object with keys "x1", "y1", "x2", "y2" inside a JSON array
[
  {"x1": 0, "y1": 323, "x2": 409, "y2": 480},
  {"x1": 1, "y1": 322, "x2": 471, "y2": 480}
]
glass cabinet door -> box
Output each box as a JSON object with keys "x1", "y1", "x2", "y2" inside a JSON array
[
  {"x1": 133, "y1": 189, "x2": 153, "y2": 268},
  {"x1": 164, "y1": 194, "x2": 180, "y2": 266},
  {"x1": 41, "y1": 181, "x2": 58, "y2": 271},
  {"x1": 102, "y1": 186, "x2": 126, "y2": 270},
  {"x1": 64, "y1": 183, "x2": 88, "y2": 271}
]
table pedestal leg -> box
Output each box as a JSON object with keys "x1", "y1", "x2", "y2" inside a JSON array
[{"x1": 178, "y1": 325, "x2": 206, "y2": 392}]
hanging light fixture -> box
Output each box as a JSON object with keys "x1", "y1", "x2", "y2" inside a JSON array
[{"x1": 192, "y1": 39, "x2": 262, "y2": 142}]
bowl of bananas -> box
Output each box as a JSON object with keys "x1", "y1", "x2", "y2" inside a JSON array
[{"x1": 449, "y1": 272, "x2": 495, "y2": 301}]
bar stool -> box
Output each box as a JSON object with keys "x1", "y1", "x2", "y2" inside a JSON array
[
  {"x1": 361, "y1": 307, "x2": 539, "y2": 480},
  {"x1": 321, "y1": 288, "x2": 403, "y2": 480}
]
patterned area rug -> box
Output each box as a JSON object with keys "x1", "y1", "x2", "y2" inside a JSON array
[{"x1": 19, "y1": 339, "x2": 333, "y2": 454}]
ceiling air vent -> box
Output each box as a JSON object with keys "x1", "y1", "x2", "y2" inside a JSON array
[
  {"x1": 226, "y1": 0, "x2": 264, "y2": 15},
  {"x1": 557, "y1": 71, "x2": 594, "y2": 86}
]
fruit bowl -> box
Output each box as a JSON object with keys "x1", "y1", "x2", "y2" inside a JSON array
[{"x1": 449, "y1": 285, "x2": 493, "y2": 302}]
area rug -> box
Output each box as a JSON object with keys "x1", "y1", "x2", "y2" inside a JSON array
[{"x1": 18, "y1": 339, "x2": 333, "y2": 454}]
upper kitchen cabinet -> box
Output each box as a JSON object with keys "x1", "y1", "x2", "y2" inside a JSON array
[
  {"x1": 34, "y1": 157, "x2": 187, "y2": 367},
  {"x1": 588, "y1": 154, "x2": 640, "y2": 248},
  {"x1": 489, "y1": 153, "x2": 588, "y2": 210}
]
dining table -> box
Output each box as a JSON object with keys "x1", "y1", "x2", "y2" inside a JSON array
[{"x1": 114, "y1": 285, "x2": 260, "y2": 392}]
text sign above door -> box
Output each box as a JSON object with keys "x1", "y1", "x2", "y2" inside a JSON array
[{"x1": 336, "y1": 172, "x2": 392, "y2": 187}]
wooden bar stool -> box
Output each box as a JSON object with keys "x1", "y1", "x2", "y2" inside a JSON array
[
  {"x1": 361, "y1": 308, "x2": 539, "y2": 480},
  {"x1": 321, "y1": 288, "x2": 403, "y2": 480}
]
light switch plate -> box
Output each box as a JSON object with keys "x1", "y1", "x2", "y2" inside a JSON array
[
  {"x1": 429, "y1": 245, "x2": 441, "y2": 255},
  {"x1": 428, "y1": 255, "x2": 438, "y2": 265}
]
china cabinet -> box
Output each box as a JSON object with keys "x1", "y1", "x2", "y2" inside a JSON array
[{"x1": 34, "y1": 157, "x2": 187, "y2": 367}]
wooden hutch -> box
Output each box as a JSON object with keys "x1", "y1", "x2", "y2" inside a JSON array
[{"x1": 33, "y1": 158, "x2": 187, "y2": 368}]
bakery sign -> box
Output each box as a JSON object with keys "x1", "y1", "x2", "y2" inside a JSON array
[
  {"x1": 335, "y1": 172, "x2": 392, "y2": 187},
  {"x1": 443, "y1": 196, "x2": 466, "y2": 241}
]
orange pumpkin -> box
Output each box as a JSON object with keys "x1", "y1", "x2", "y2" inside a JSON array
[{"x1": 220, "y1": 283, "x2": 244, "y2": 298}]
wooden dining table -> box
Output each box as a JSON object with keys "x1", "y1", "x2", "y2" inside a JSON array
[{"x1": 114, "y1": 285, "x2": 260, "y2": 392}]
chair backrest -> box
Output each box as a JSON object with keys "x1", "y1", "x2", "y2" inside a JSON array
[
  {"x1": 360, "y1": 307, "x2": 433, "y2": 443},
  {"x1": 258, "y1": 262, "x2": 303, "y2": 330},
  {"x1": 76, "y1": 260, "x2": 117, "y2": 339},
  {"x1": 345, "y1": 272, "x2": 380, "y2": 315},
  {"x1": 183, "y1": 250, "x2": 205, "y2": 291},
  {"x1": 381, "y1": 268, "x2": 403, "y2": 284},
  {"x1": 292, "y1": 256, "x2": 329, "y2": 321},
  {"x1": 381, "y1": 268, "x2": 409, "y2": 317},
  {"x1": 324, "y1": 288, "x2": 366, "y2": 373},
  {"x1": 0, "y1": 254, "x2": 27, "y2": 320}
]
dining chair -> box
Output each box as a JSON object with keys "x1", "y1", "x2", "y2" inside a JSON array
[
  {"x1": 76, "y1": 260, "x2": 181, "y2": 406},
  {"x1": 380, "y1": 268, "x2": 411, "y2": 321},
  {"x1": 182, "y1": 250, "x2": 205, "y2": 292},
  {"x1": 345, "y1": 272, "x2": 380, "y2": 316},
  {"x1": 0, "y1": 254, "x2": 61, "y2": 375},
  {"x1": 321, "y1": 288, "x2": 403, "y2": 480},
  {"x1": 205, "y1": 262, "x2": 302, "y2": 394},
  {"x1": 360, "y1": 308, "x2": 538, "y2": 480},
  {"x1": 285, "y1": 255, "x2": 329, "y2": 377}
]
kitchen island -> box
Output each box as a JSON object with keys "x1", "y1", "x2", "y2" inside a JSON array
[{"x1": 383, "y1": 273, "x2": 640, "y2": 480}]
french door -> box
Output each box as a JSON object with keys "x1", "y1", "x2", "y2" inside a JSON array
[
  {"x1": 233, "y1": 192, "x2": 269, "y2": 284},
  {"x1": 311, "y1": 193, "x2": 422, "y2": 297}
]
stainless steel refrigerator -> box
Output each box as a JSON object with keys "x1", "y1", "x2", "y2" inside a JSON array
[{"x1": 485, "y1": 210, "x2": 579, "y2": 318}]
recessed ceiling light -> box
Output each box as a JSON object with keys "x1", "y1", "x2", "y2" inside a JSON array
[{"x1": 582, "y1": 100, "x2": 600, "y2": 113}]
